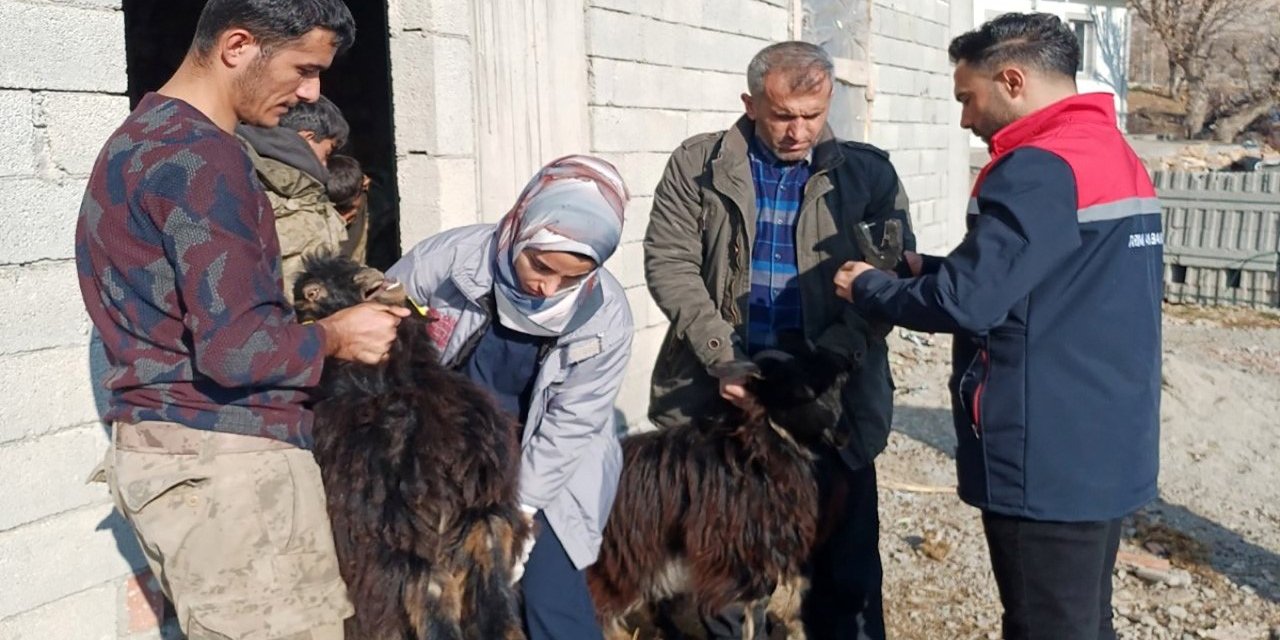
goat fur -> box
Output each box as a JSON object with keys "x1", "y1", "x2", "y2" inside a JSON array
[
  {"x1": 294, "y1": 254, "x2": 531, "y2": 640},
  {"x1": 587, "y1": 347, "x2": 845, "y2": 638}
]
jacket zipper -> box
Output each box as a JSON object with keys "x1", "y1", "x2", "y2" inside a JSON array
[{"x1": 971, "y1": 347, "x2": 990, "y2": 438}]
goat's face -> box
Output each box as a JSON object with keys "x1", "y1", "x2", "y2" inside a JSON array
[
  {"x1": 293, "y1": 254, "x2": 408, "y2": 322},
  {"x1": 749, "y1": 350, "x2": 838, "y2": 447}
]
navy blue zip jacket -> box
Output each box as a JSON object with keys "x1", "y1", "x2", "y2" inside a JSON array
[{"x1": 851, "y1": 93, "x2": 1162, "y2": 521}]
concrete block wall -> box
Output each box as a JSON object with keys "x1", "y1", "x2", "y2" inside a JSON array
[
  {"x1": 868, "y1": 0, "x2": 972, "y2": 253},
  {"x1": 387, "y1": 0, "x2": 480, "y2": 244},
  {"x1": 585, "y1": 0, "x2": 790, "y2": 428},
  {"x1": 0, "y1": 1, "x2": 171, "y2": 638}
]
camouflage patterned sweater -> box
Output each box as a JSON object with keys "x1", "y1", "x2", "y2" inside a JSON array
[{"x1": 75, "y1": 93, "x2": 327, "y2": 447}]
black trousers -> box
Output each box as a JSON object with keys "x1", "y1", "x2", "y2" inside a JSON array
[
  {"x1": 702, "y1": 457, "x2": 885, "y2": 640},
  {"x1": 982, "y1": 512, "x2": 1123, "y2": 640}
]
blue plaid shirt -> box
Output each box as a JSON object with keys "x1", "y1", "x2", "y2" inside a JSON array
[{"x1": 746, "y1": 136, "x2": 810, "y2": 354}]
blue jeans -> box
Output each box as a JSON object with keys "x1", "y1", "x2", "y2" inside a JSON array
[{"x1": 522, "y1": 511, "x2": 604, "y2": 640}]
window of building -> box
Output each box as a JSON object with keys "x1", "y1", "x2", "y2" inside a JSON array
[{"x1": 1070, "y1": 18, "x2": 1097, "y2": 76}]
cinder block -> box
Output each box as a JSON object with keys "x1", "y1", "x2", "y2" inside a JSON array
[
  {"x1": 701, "y1": 0, "x2": 787, "y2": 40},
  {"x1": 0, "y1": 262, "x2": 90, "y2": 357},
  {"x1": 929, "y1": 73, "x2": 952, "y2": 100},
  {"x1": 39, "y1": 93, "x2": 131, "y2": 177},
  {"x1": 0, "y1": 424, "x2": 111, "y2": 531},
  {"x1": 685, "y1": 110, "x2": 739, "y2": 139},
  {"x1": 870, "y1": 34, "x2": 894, "y2": 67},
  {"x1": 0, "y1": 345, "x2": 104, "y2": 445},
  {"x1": 623, "y1": 285, "x2": 651, "y2": 330},
  {"x1": 603, "y1": 153, "x2": 670, "y2": 199},
  {"x1": 592, "y1": 0, "x2": 707, "y2": 29},
  {"x1": 0, "y1": 3, "x2": 125, "y2": 93},
  {"x1": 429, "y1": 36, "x2": 475, "y2": 156},
  {"x1": 908, "y1": 173, "x2": 941, "y2": 200},
  {"x1": 868, "y1": 121, "x2": 900, "y2": 151},
  {"x1": 0, "y1": 502, "x2": 143, "y2": 620},
  {"x1": 640, "y1": 19, "x2": 760, "y2": 75},
  {"x1": 1, "y1": 177, "x2": 89, "y2": 265},
  {"x1": 392, "y1": 33, "x2": 474, "y2": 157},
  {"x1": 592, "y1": 59, "x2": 741, "y2": 112},
  {"x1": 891, "y1": 148, "x2": 921, "y2": 177},
  {"x1": 905, "y1": 95, "x2": 927, "y2": 122},
  {"x1": 873, "y1": 94, "x2": 895, "y2": 122},
  {"x1": 390, "y1": 33, "x2": 436, "y2": 154},
  {"x1": 586, "y1": 8, "x2": 646, "y2": 62},
  {"x1": 913, "y1": 219, "x2": 946, "y2": 252},
  {"x1": 0, "y1": 581, "x2": 116, "y2": 640},
  {"x1": 874, "y1": 65, "x2": 914, "y2": 95},
  {"x1": 396, "y1": 154, "x2": 479, "y2": 246},
  {"x1": 0, "y1": 91, "x2": 36, "y2": 178},
  {"x1": 622, "y1": 195, "x2": 654, "y2": 244},
  {"x1": 605, "y1": 239, "x2": 645, "y2": 289},
  {"x1": 398, "y1": 0, "x2": 471, "y2": 36},
  {"x1": 590, "y1": 106, "x2": 689, "y2": 152}
]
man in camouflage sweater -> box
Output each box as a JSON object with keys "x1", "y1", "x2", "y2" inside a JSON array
[{"x1": 74, "y1": 1, "x2": 406, "y2": 637}]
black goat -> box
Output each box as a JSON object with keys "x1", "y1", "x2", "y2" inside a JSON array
[
  {"x1": 293, "y1": 254, "x2": 530, "y2": 640},
  {"x1": 587, "y1": 345, "x2": 846, "y2": 639}
]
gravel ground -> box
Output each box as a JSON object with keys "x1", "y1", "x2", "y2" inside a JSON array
[{"x1": 878, "y1": 304, "x2": 1280, "y2": 639}]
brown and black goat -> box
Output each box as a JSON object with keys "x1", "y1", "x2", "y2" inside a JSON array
[
  {"x1": 293, "y1": 254, "x2": 531, "y2": 640},
  {"x1": 587, "y1": 345, "x2": 847, "y2": 639}
]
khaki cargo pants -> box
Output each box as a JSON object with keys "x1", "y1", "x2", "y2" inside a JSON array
[{"x1": 91, "y1": 421, "x2": 354, "y2": 639}]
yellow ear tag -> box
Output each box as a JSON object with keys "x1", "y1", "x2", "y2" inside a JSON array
[{"x1": 408, "y1": 296, "x2": 430, "y2": 318}]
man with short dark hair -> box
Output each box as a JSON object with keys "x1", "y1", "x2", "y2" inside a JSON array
[
  {"x1": 238, "y1": 95, "x2": 351, "y2": 299},
  {"x1": 646, "y1": 40, "x2": 914, "y2": 640},
  {"x1": 76, "y1": 2, "x2": 408, "y2": 637},
  {"x1": 836, "y1": 13, "x2": 1162, "y2": 639}
]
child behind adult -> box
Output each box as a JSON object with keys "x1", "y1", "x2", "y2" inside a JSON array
[{"x1": 326, "y1": 154, "x2": 370, "y2": 263}]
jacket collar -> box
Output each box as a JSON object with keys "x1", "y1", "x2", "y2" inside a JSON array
[
  {"x1": 713, "y1": 115, "x2": 844, "y2": 180},
  {"x1": 449, "y1": 233, "x2": 498, "y2": 304},
  {"x1": 989, "y1": 92, "x2": 1117, "y2": 158},
  {"x1": 235, "y1": 123, "x2": 329, "y2": 183}
]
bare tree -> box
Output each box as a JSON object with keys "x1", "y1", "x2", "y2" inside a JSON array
[
  {"x1": 1128, "y1": 0, "x2": 1251, "y2": 136},
  {"x1": 1211, "y1": 36, "x2": 1280, "y2": 141},
  {"x1": 1090, "y1": 6, "x2": 1130, "y2": 100}
]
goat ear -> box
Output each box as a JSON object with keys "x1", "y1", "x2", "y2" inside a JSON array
[{"x1": 302, "y1": 282, "x2": 326, "y2": 303}]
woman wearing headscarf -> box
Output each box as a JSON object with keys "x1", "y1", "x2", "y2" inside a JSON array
[{"x1": 386, "y1": 155, "x2": 632, "y2": 639}]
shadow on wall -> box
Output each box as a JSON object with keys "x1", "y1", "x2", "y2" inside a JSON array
[{"x1": 89, "y1": 329, "x2": 179, "y2": 629}]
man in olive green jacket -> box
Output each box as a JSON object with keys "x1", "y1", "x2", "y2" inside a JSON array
[{"x1": 644, "y1": 41, "x2": 914, "y2": 640}]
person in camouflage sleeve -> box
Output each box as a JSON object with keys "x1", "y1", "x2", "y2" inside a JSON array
[{"x1": 74, "y1": 1, "x2": 407, "y2": 637}]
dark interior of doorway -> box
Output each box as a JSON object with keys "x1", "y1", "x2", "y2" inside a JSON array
[{"x1": 121, "y1": 0, "x2": 402, "y2": 270}]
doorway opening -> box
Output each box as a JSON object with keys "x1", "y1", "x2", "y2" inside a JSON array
[{"x1": 122, "y1": 0, "x2": 402, "y2": 269}]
